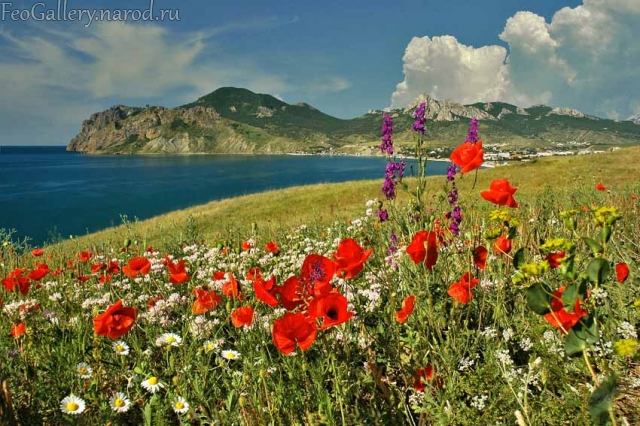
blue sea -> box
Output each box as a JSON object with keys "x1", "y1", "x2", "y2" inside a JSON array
[{"x1": 0, "y1": 146, "x2": 451, "y2": 245}]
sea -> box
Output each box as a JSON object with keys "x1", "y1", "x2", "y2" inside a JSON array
[{"x1": 0, "y1": 146, "x2": 452, "y2": 245}]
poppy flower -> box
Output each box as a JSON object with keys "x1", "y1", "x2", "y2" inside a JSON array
[
  {"x1": 406, "y1": 231, "x2": 439, "y2": 271},
  {"x1": 246, "y1": 267, "x2": 261, "y2": 281},
  {"x1": 166, "y1": 257, "x2": 189, "y2": 284},
  {"x1": 2, "y1": 268, "x2": 30, "y2": 295},
  {"x1": 272, "y1": 312, "x2": 317, "y2": 354},
  {"x1": 191, "y1": 287, "x2": 222, "y2": 315},
  {"x1": 123, "y1": 257, "x2": 151, "y2": 279},
  {"x1": 595, "y1": 182, "x2": 606, "y2": 191},
  {"x1": 480, "y1": 179, "x2": 519, "y2": 208},
  {"x1": 231, "y1": 306, "x2": 254, "y2": 328},
  {"x1": 28, "y1": 263, "x2": 50, "y2": 281},
  {"x1": 98, "y1": 274, "x2": 112, "y2": 284},
  {"x1": 300, "y1": 254, "x2": 336, "y2": 298},
  {"x1": 308, "y1": 293, "x2": 354, "y2": 330},
  {"x1": 76, "y1": 251, "x2": 92, "y2": 263},
  {"x1": 93, "y1": 300, "x2": 138, "y2": 339},
  {"x1": 91, "y1": 262, "x2": 107, "y2": 274},
  {"x1": 222, "y1": 272, "x2": 242, "y2": 299},
  {"x1": 333, "y1": 238, "x2": 373, "y2": 279},
  {"x1": 450, "y1": 141, "x2": 485, "y2": 174},
  {"x1": 10, "y1": 322, "x2": 26, "y2": 338},
  {"x1": 447, "y1": 272, "x2": 479, "y2": 304},
  {"x1": 413, "y1": 366, "x2": 434, "y2": 392},
  {"x1": 616, "y1": 263, "x2": 629, "y2": 283},
  {"x1": 545, "y1": 252, "x2": 566, "y2": 269},
  {"x1": 395, "y1": 295, "x2": 416, "y2": 324},
  {"x1": 543, "y1": 286, "x2": 588, "y2": 334},
  {"x1": 242, "y1": 240, "x2": 253, "y2": 251},
  {"x1": 265, "y1": 241, "x2": 279, "y2": 254},
  {"x1": 275, "y1": 276, "x2": 304, "y2": 311},
  {"x1": 213, "y1": 271, "x2": 226, "y2": 280},
  {"x1": 253, "y1": 276, "x2": 279, "y2": 308},
  {"x1": 493, "y1": 235, "x2": 512, "y2": 255},
  {"x1": 473, "y1": 246, "x2": 488, "y2": 270},
  {"x1": 31, "y1": 249, "x2": 44, "y2": 257}
]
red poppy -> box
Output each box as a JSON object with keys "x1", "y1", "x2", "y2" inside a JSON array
[
  {"x1": 616, "y1": 263, "x2": 629, "y2": 283},
  {"x1": 450, "y1": 141, "x2": 485, "y2": 174},
  {"x1": 595, "y1": 182, "x2": 606, "y2": 191},
  {"x1": 213, "y1": 271, "x2": 226, "y2": 280},
  {"x1": 473, "y1": 245, "x2": 488, "y2": 270},
  {"x1": 545, "y1": 251, "x2": 566, "y2": 269},
  {"x1": 543, "y1": 286, "x2": 588, "y2": 334},
  {"x1": 308, "y1": 293, "x2": 354, "y2": 330},
  {"x1": 395, "y1": 295, "x2": 416, "y2": 324},
  {"x1": 31, "y1": 248, "x2": 44, "y2": 257},
  {"x1": 265, "y1": 241, "x2": 279, "y2": 254},
  {"x1": 231, "y1": 306, "x2": 254, "y2": 328},
  {"x1": 246, "y1": 267, "x2": 261, "y2": 281},
  {"x1": 333, "y1": 238, "x2": 373, "y2": 279},
  {"x1": 253, "y1": 275, "x2": 279, "y2": 307},
  {"x1": 76, "y1": 251, "x2": 92, "y2": 263},
  {"x1": 406, "y1": 231, "x2": 439, "y2": 271},
  {"x1": 275, "y1": 276, "x2": 304, "y2": 310},
  {"x1": 28, "y1": 263, "x2": 50, "y2": 281},
  {"x1": 300, "y1": 254, "x2": 336, "y2": 298},
  {"x1": 123, "y1": 257, "x2": 151, "y2": 279},
  {"x1": 166, "y1": 257, "x2": 189, "y2": 284},
  {"x1": 2, "y1": 268, "x2": 30, "y2": 295},
  {"x1": 447, "y1": 272, "x2": 479, "y2": 304},
  {"x1": 242, "y1": 240, "x2": 253, "y2": 251},
  {"x1": 91, "y1": 262, "x2": 107, "y2": 274},
  {"x1": 413, "y1": 366, "x2": 434, "y2": 392},
  {"x1": 98, "y1": 274, "x2": 112, "y2": 284},
  {"x1": 93, "y1": 300, "x2": 137, "y2": 339},
  {"x1": 493, "y1": 235, "x2": 512, "y2": 255},
  {"x1": 480, "y1": 178, "x2": 519, "y2": 208},
  {"x1": 192, "y1": 287, "x2": 222, "y2": 315},
  {"x1": 222, "y1": 272, "x2": 242, "y2": 299},
  {"x1": 10, "y1": 322, "x2": 26, "y2": 338},
  {"x1": 272, "y1": 312, "x2": 317, "y2": 354},
  {"x1": 76, "y1": 275, "x2": 90, "y2": 283}
]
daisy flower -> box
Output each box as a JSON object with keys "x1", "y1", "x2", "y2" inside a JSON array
[
  {"x1": 141, "y1": 376, "x2": 165, "y2": 393},
  {"x1": 203, "y1": 340, "x2": 218, "y2": 353},
  {"x1": 113, "y1": 341, "x2": 130, "y2": 356},
  {"x1": 76, "y1": 362, "x2": 92, "y2": 379},
  {"x1": 172, "y1": 396, "x2": 189, "y2": 414},
  {"x1": 156, "y1": 333, "x2": 182, "y2": 347},
  {"x1": 60, "y1": 394, "x2": 86, "y2": 415},
  {"x1": 220, "y1": 349, "x2": 241, "y2": 360},
  {"x1": 109, "y1": 392, "x2": 131, "y2": 413}
]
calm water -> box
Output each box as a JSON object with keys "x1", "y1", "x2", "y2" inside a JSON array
[{"x1": 0, "y1": 146, "x2": 450, "y2": 245}]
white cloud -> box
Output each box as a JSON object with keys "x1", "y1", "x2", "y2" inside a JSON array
[
  {"x1": 0, "y1": 18, "x2": 347, "y2": 144},
  {"x1": 391, "y1": 0, "x2": 640, "y2": 119}
]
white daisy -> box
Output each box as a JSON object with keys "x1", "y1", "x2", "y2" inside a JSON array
[
  {"x1": 220, "y1": 349, "x2": 241, "y2": 360},
  {"x1": 203, "y1": 340, "x2": 218, "y2": 353},
  {"x1": 60, "y1": 394, "x2": 86, "y2": 415},
  {"x1": 113, "y1": 341, "x2": 130, "y2": 356},
  {"x1": 109, "y1": 392, "x2": 131, "y2": 413},
  {"x1": 76, "y1": 362, "x2": 92, "y2": 379},
  {"x1": 156, "y1": 333, "x2": 182, "y2": 347},
  {"x1": 141, "y1": 376, "x2": 165, "y2": 393},
  {"x1": 172, "y1": 396, "x2": 189, "y2": 414}
]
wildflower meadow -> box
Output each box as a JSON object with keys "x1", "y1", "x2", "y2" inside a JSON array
[{"x1": 1, "y1": 105, "x2": 639, "y2": 425}]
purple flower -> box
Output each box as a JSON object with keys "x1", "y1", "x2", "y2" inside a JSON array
[
  {"x1": 446, "y1": 163, "x2": 457, "y2": 182},
  {"x1": 412, "y1": 102, "x2": 427, "y2": 134},
  {"x1": 380, "y1": 113, "x2": 394, "y2": 155},
  {"x1": 381, "y1": 160, "x2": 406, "y2": 200},
  {"x1": 377, "y1": 209, "x2": 389, "y2": 222},
  {"x1": 466, "y1": 118, "x2": 479, "y2": 144}
]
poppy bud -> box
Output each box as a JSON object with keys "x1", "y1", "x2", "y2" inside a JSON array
[
  {"x1": 172, "y1": 375, "x2": 179, "y2": 386},
  {"x1": 226, "y1": 300, "x2": 232, "y2": 313},
  {"x1": 238, "y1": 395, "x2": 246, "y2": 407},
  {"x1": 600, "y1": 226, "x2": 612, "y2": 244},
  {"x1": 124, "y1": 239, "x2": 131, "y2": 248},
  {"x1": 251, "y1": 222, "x2": 257, "y2": 234}
]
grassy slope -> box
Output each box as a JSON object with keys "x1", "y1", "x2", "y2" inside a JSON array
[{"x1": 52, "y1": 147, "x2": 640, "y2": 253}]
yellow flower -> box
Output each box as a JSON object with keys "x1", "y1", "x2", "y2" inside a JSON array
[
  {"x1": 614, "y1": 339, "x2": 638, "y2": 356},
  {"x1": 519, "y1": 261, "x2": 550, "y2": 278},
  {"x1": 592, "y1": 206, "x2": 622, "y2": 227},
  {"x1": 634, "y1": 299, "x2": 640, "y2": 309},
  {"x1": 489, "y1": 209, "x2": 510, "y2": 222}
]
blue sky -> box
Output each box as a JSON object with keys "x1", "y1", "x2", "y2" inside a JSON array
[{"x1": 1, "y1": 0, "x2": 638, "y2": 145}]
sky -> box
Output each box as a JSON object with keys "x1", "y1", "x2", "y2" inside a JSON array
[{"x1": 1, "y1": 0, "x2": 638, "y2": 145}]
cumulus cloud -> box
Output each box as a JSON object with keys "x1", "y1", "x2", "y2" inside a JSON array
[{"x1": 392, "y1": 0, "x2": 640, "y2": 119}]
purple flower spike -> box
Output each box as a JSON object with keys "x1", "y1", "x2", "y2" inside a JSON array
[
  {"x1": 412, "y1": 102, "x2": 427, "y2": 134},
  {"x1": 466, "y1": 118, "x2": 479, "y2": 144},
  {"x1": 380, "y1": 113, "x2": 394, "y2": 155}
]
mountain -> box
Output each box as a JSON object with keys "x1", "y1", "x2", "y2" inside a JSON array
[{"x1": 67, "y1": 87, "x2": 640, "y2": 155}]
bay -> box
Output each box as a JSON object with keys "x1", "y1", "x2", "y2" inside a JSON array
[{"x1": 0, "y1": 146, "x2": 451, "y2": 245}]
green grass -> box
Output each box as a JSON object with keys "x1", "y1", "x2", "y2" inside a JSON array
[{"x1": 51, "y1": 147, "x2": 640, "y2": 255}]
